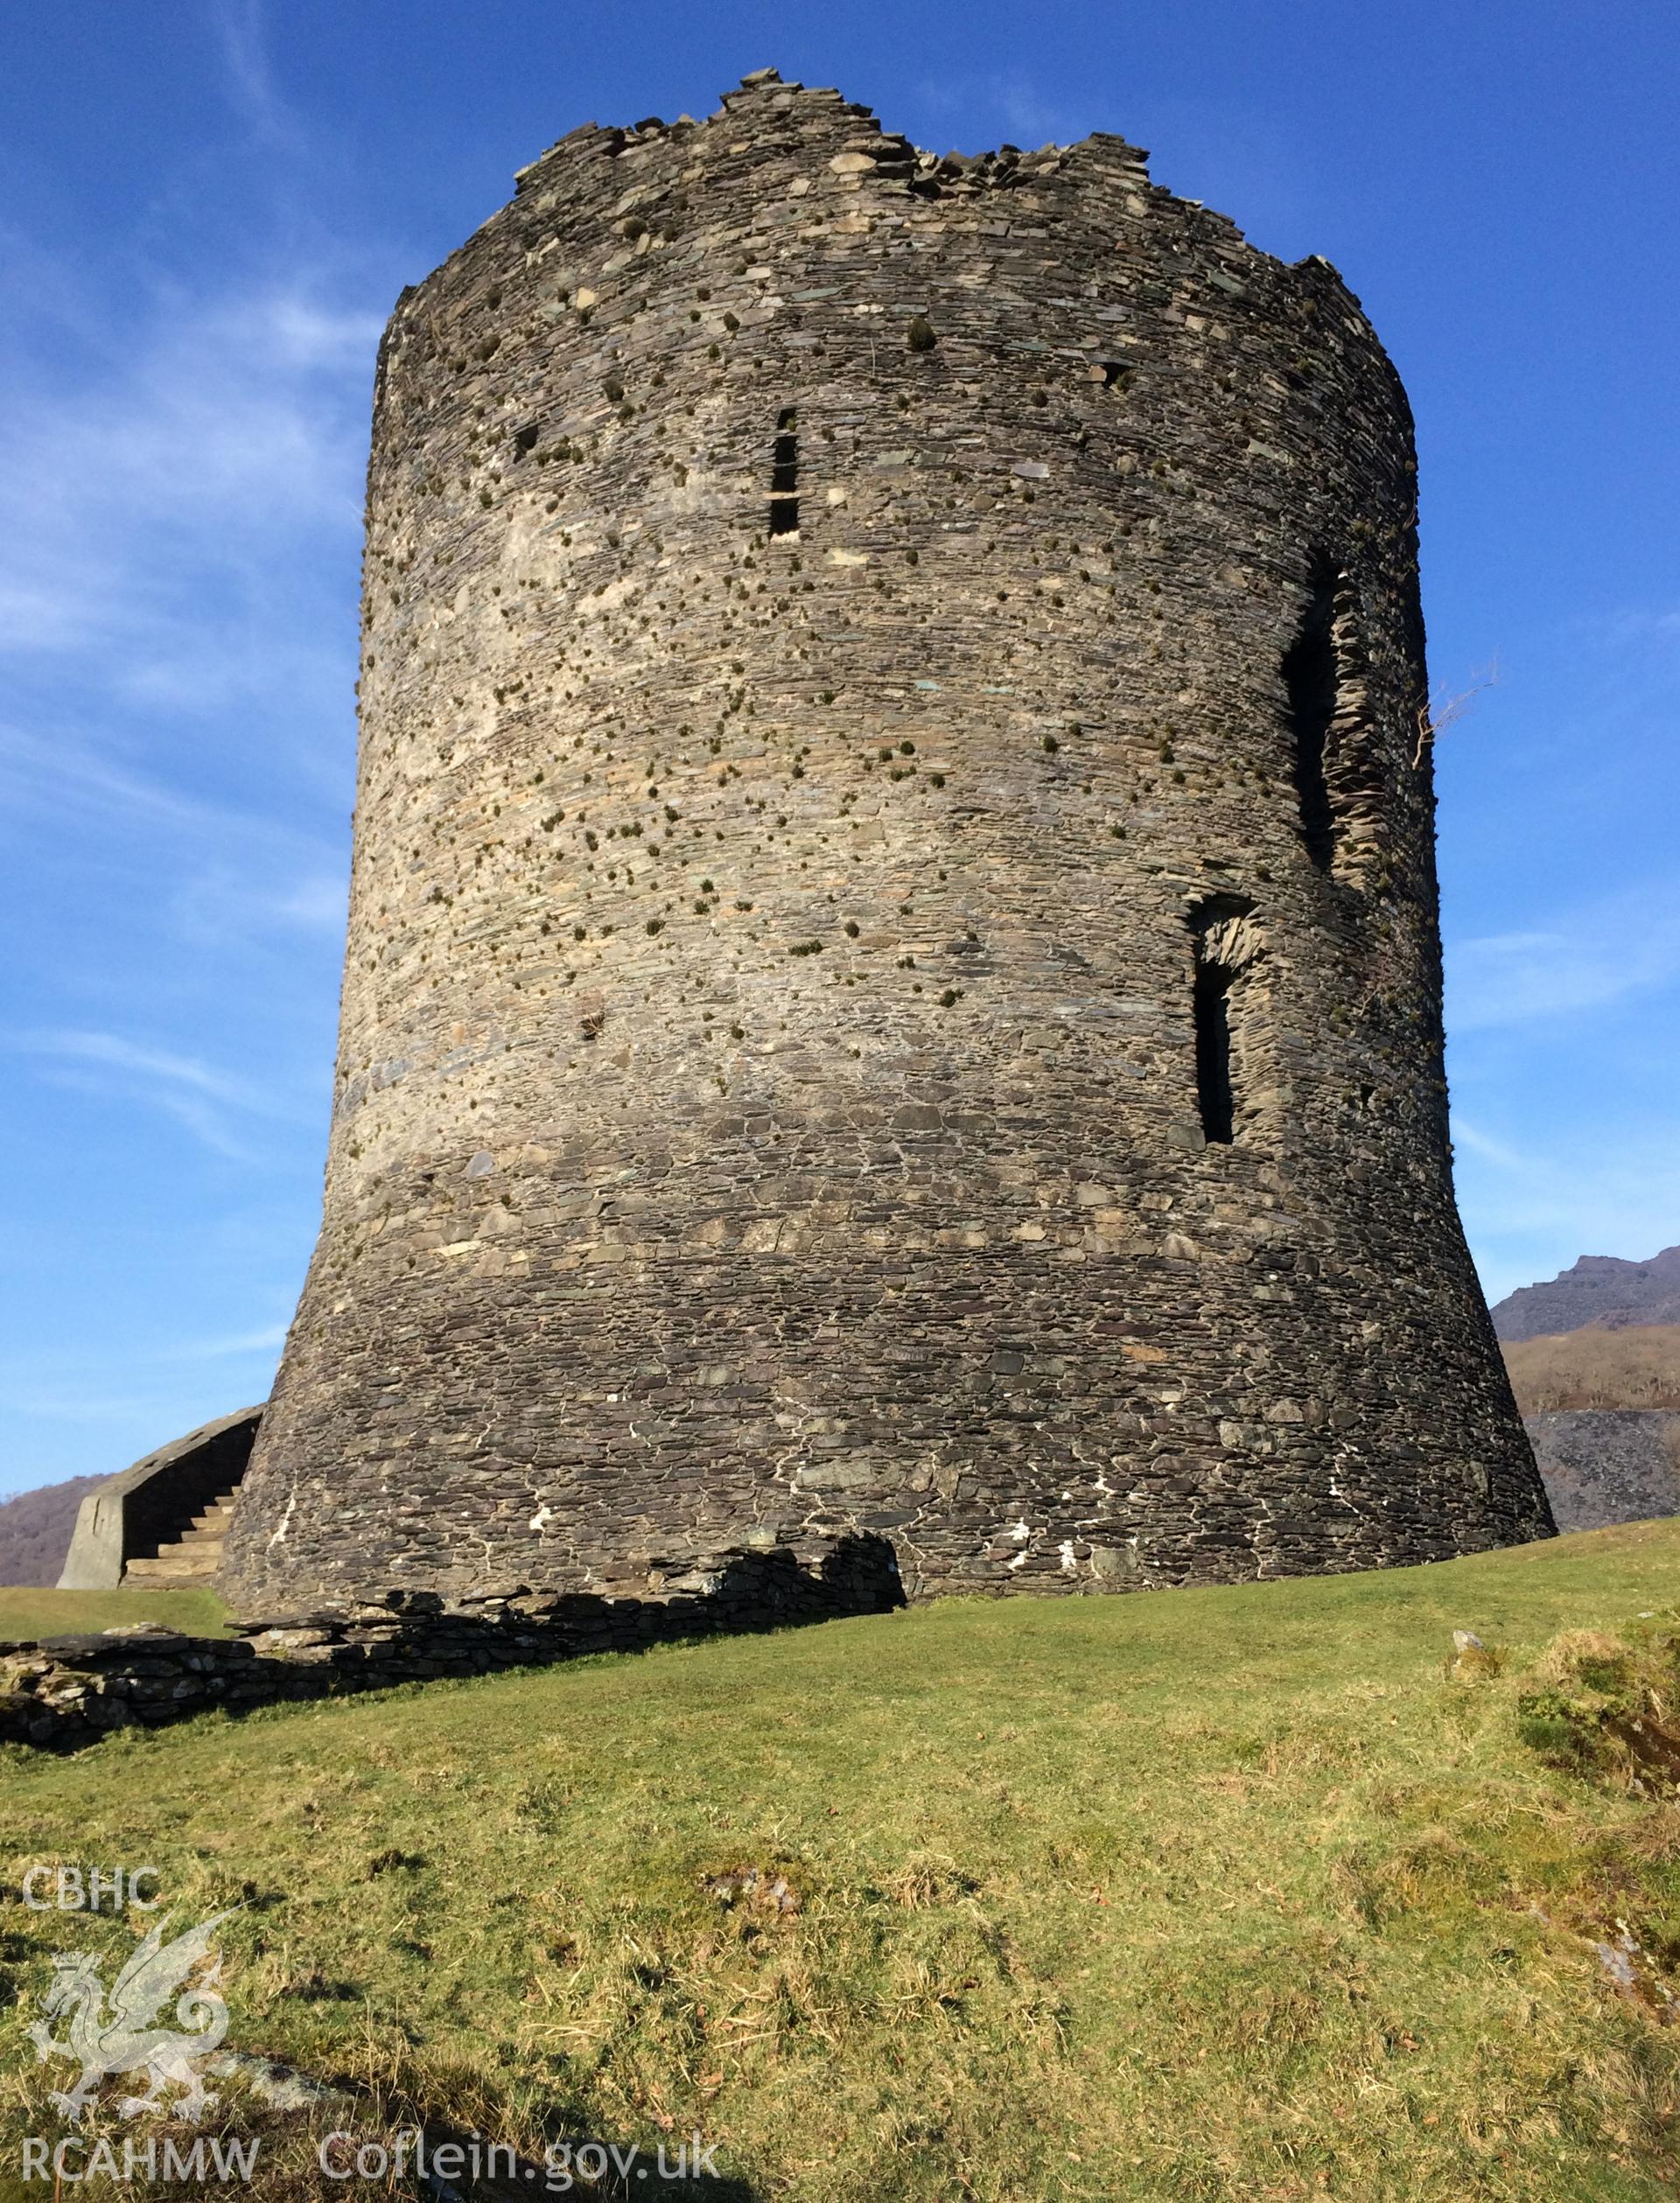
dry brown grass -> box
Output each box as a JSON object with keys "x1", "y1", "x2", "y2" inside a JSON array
[{"x1": 1502, "y1": 1323, "x2": 1680, "y2": 1413}]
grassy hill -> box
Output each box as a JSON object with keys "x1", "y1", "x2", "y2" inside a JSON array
[
  {"x1": 0, "y1": 1584, "x2": 231, "y2": 1641},
  {"x1": 6, "y1": 1525, "x2": 1680, "y2": 2200}
]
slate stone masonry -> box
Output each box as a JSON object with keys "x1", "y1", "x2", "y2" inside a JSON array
[
  {"x1": 2, "y1": 1536, "x2": 902, "y2": 1752},
  {"x1": 223, "y1": 69, "x2": 1553, "y2": 1613}
]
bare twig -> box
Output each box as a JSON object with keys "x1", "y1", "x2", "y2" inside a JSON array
[{"x1": 1412, "y1": 658, "x2": 1498, "y2": 767}]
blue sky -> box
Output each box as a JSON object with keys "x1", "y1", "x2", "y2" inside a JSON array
[{"x1": 1, "y1": 1, "x2": 1675, "y2": 1497}]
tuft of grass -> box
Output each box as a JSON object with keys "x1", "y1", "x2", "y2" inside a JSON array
[
  {"x1": 5, "y1": 1524, "x2": 1680, "y2": 2197},
  {"x1": 1515, "y1": 1623, "x2": 1680, "y2": 1789}
]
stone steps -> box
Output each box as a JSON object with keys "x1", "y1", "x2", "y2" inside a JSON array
[
  {"x1": 124, "y1": 1545, "x2": 226, "y2": 1584},
  {"x1": 122, "y1": 1484, "x2": 241, "y2": 1587}
]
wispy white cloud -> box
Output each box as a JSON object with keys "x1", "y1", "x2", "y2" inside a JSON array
[
  {"x1": 0, "y1": 722, "x2": 242, "y2": 833},
  {"x1": 1451, "y1": 1120, "x2": 1530, "y2": 1172},
  {"x1": 172, "y1": 1321, "x2": 289, "y2": 1360},
  {"x1": 26, "y1": 1032, "x2": 266, "y2": 1107},
  {"x1": 164, "y1": 864, "x2": 347, "y2": 948},
  {"x1": 1448, "y1": 881, "x2": 1680, "y2": 1296},
  {"x1": 0, "y1": 269, "x2": 365, "y2": 946},
  {"x1": 1453, "y1": 1113, "x2": 1680, "y2": 1304},
  {"x1": 270, "y1": 875, "x2": 347, "y2": 928},
  {"x1": 1446, "y1": 888, "x2": 1680, "y2": 1032},
  {"x1": 1592, "y1": 605, "x2": 1680, "y2": 647},
  {"x1": 0, "y1": 577, "x2": 98, "y2": 653},
  {"x1": 0, "y1": 1386, "x2": 174, "y2": 1430},
  {"x1": 915, "y1": 72, "x2": 1087, "y2": 150},
  {"x1": 0, "y1": 277, "x2": 375, "y2": 689},
  {"x1": 208, "y1": 0, "x2": 307, "y2": 156},
  {"x1": 0, "y1": 720, "x2": 351, "y2": 910},
  {"x1": 0, "y1": 1320, "x2": 286, "y2": 1432},
  {"x1": 18, "y1": 1030, "x2": 312, "y2": 1160},
  {"x1": 0, "y1": 4, "x2": 374, "y2": 1497}
]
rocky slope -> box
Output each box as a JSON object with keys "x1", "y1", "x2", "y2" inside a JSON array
[
  {"x1": 1492, "y1": 1245, "x2": 1680, "y2": 1343},
  {"x1": 1524, "y1": 1410, "x2": 1680, "y2": 1533},
  {"x1": 1491, "y1": 1248, "x2": 1680, "y2": 1532}
]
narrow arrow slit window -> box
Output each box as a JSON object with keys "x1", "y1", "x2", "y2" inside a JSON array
[
  {"x1": 1189, "y1": 898, "x2": 1260, "y2": 1147},
  {"x1": 1283, "y1": 560, "x2": 1339, "y2": 870},
  {"x1": 768, "y1": 408, "x2": 799, "y2": 535},
  {"x1": 1194, "y1": 959, "x2": 1236, "y2": 1143}
]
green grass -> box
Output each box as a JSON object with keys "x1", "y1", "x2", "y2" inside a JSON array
[
  {"x1": 5, "y1": 1522, "x2": 1680, "y2": 2200},
  {"x1": 0, "y1": 1585, "x2": 231, "y2": 1642}
]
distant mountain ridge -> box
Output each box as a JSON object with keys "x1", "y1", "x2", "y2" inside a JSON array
[
  {"x1": 0, "y1": 1475, "x2": 102, "y2": 1586},
  {"x1": 1491, "y1": 1245, "x2": 1680, "y2": 1343}
]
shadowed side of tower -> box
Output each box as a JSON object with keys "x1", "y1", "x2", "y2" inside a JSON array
[{"x1": 221, "y1": 71, "x2": 1552, "y2": 1612}]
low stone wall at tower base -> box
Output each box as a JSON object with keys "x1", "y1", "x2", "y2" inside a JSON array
[{"x1": 0, "y1": 1537, "x2": 902, "y2": 1753}]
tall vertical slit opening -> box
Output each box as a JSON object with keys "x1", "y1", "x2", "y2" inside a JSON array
[
  {"x1": 1194, "y1": 961, "x2": 1236, "y2": 1144},
  {"x1": 1283, "y1": 561, "x2": 1339, "y2": 871},
  {"x1": 769, "y1": 407, "x2": 799, "y2": 535}
]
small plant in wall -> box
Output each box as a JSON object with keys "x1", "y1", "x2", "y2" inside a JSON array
[{"x1": 1413, "y1": 661, "x2": 1498, "y2": 768}]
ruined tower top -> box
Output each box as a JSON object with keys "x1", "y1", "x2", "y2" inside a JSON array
[{"x1": 222, "y1": 72, "x2": 1550, "y2": 1612}]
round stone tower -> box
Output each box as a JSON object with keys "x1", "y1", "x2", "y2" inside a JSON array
[{"x1": 222, "y1": 70, "x2": 1552, "y2": 1612}]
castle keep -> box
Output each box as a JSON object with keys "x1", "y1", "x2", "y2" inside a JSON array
[{"x1": 221, "y1": 72, "x2": 1553, "y2": 1612}]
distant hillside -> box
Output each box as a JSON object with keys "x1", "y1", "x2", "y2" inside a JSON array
[
  {"x1": 0, "y1": 1474, "x2": 102, "y2": 1587},
  {"x1": 1492, "y1": 1244, "x2": 1680, "y2": 1342},
  {"x1": 1488, "y1": 1262, "x2": 1680, "y2": 1531},
  {"x1": 1502, "y1": 1321, "x2": 1680, "y2": 1414}
]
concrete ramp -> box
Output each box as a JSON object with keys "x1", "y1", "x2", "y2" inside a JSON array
[{"x1": 56, "y1": 1406, "x2": 265, "y2": 1590}]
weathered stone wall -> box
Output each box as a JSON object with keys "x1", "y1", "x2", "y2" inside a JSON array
[
  {"x1": 2, "y1": 1537, "x2": 900, "y2": 1752},
  {"x1": 224, "y1": 69, "x2": 1551, "y2": 1611}
]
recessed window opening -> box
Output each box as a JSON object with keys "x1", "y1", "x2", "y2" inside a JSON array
[
  {"x1": 1189, "y1": 896, "x2": 1258, "y2": 1149},
  {"x1": 768, "y1": 407, "x2": 799, "y2": 535},
  {"x1": 1283, "y1": 559, "x2": 1339, "y2": 871},
  {"x1": 1194, "y1": 961, "x2": 1235, "y2": 1144}
]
